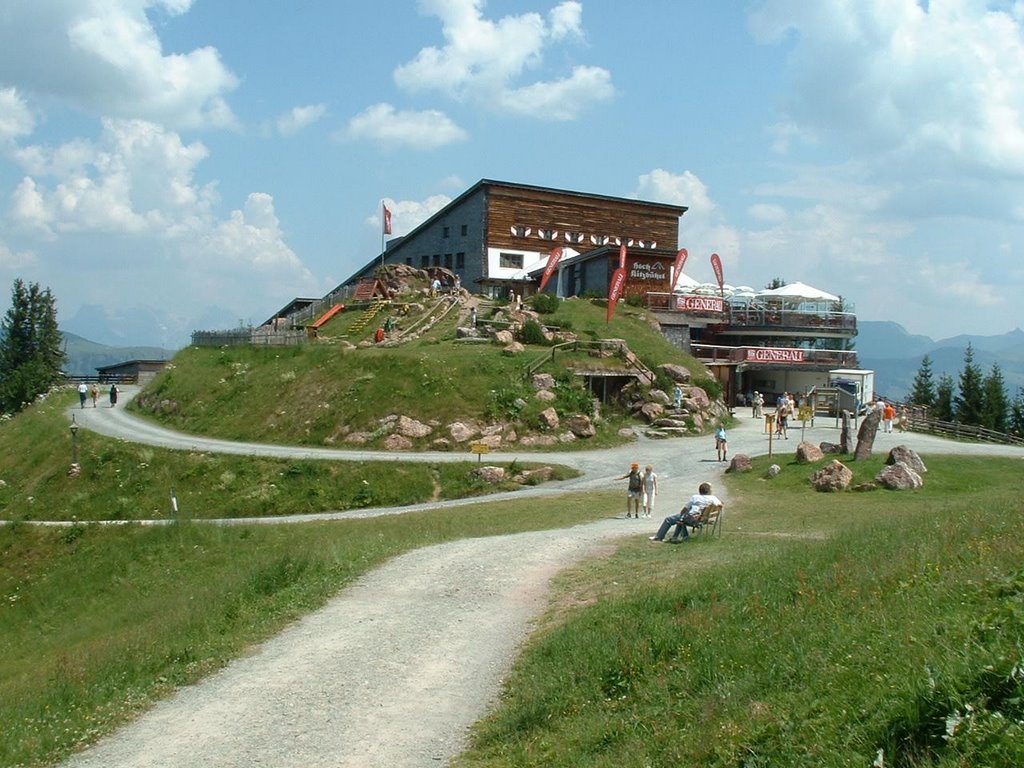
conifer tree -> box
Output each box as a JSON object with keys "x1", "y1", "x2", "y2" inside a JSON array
[
  {"x1": 980, "y1": 363, "x2": 1009, "y2": 432},
  {"x1": 934, "y1": 374, "x2": 955, "y2": 422},
  {"x1": 953, "y1": 343, "x2": 984, "y2": 425},
  {"x1": 1010, "y1": 389, "x2": 1024, "y2": 437},
  {"x1": 909, "y1": 354, "x2": 935, "y2": 407},
  {"x1": 0, "y1": 279, "x2": 65, "y2": 414}
]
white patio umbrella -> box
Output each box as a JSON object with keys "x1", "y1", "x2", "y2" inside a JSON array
[{"x1": 758, "y1": 281, "x2": 840, "y2": 302}]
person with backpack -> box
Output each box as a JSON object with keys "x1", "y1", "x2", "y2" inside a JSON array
[{"x1": 616, "y1": 462, "x2": 644, "y2": 518}]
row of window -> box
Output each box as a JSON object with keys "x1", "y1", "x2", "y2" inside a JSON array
[
  {"x1": 405, "y1": 252, "x2": 466, "y2": 270},
  {"x1": 441, "y1": 224, "x2": 469, "y2": 238}
]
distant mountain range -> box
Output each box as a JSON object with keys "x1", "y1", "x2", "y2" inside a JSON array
[
  {"x1": 61, "y1": 332, "x2": 169, "y2": 376},
  {"x1": 61, "y1": 303, "x2": 243, "y2": 350},
  {"x1": 856, "y1": 321, "x2": 1024, "y2": 399}
]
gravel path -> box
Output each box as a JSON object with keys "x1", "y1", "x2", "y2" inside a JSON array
[{"x1": 56, "y1": 396, "x2": 1024, "y2": 766}]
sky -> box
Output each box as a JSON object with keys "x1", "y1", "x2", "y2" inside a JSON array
[{"x1": 1, "y1": 0, "x2": 1022, "y2": 348}]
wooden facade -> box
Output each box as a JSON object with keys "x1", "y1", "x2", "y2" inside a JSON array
[{"x1": 485, "y1": 184, "x2": 683, "y2": 254}]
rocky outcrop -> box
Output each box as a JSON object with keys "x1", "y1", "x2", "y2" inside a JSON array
[
  {"x1": 657, "y1": 363, "x2": 692, "y2": 383},
  {"x1": 531, "y1": 373, "x2": 555, "y2": 390},
  {"x1": 396, "y1": 416, "x2": 433, "y2": 439},
  {"x1": 538, "y1": 407, "x2": 559, "y2": 430},
  {"x1": 448, "y1": 422, "x2": 478, "y2": 442},
  {"x1": 810, "y1": 460, "x2": 853, "y2": 492},
  {"x1": 566, "y1": 414, "x2": 595, "y2": 438}
]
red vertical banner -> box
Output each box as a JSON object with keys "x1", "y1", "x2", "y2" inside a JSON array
[
  {"x1": 382, "y1": 203, "x2": 393, "y2": 235},
  {"x1": 618, "y1": 243, "x2": 627, "y2": 270},
  {"x1": 670, "y1": 247, "x2": 689, "y2": 291},
  {"x1": 607, "y1": 267, "x2": 627, "y2": 322},
  {"x1": 538, "y1": 246, "x2": 563, "y2": 293},
  {"x1": 710, "y1": 252, "x2": 724, "y2": 296}
]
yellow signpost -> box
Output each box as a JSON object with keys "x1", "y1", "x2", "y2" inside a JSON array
[{"x1": 469, "y1": 442, "x2": 490, "y2": 464}]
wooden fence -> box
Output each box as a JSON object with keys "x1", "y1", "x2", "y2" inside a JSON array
[{"x1": 191, "y1": 329, "x2": 307, "y2": 347}]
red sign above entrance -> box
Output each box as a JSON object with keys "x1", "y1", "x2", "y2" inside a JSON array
[
  {"x1": 744, "y1": 347, "x2": 805, "y2": 363},
  {"x1": 676, "y1": 295, "x2": 724, "y2": 313}
]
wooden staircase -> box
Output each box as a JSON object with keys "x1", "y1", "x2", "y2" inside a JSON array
[{"x1": 349, "y1": 298, "x2": 388, "y2": 334}]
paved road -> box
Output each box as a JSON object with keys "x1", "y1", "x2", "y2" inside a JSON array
[{"x1": 55, "y1": 393, "x2": 1024, "y2": 767}]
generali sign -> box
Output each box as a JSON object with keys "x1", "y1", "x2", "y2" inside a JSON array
[
  {"x1": 676, "y1": 296, "x2": 725, "y2": 313},
  {"x1": 745, "y1": 347, "x2": 806, "y2": 363}
]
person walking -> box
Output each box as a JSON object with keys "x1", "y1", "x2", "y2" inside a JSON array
[
  {"x1": 715, "y1": 424, "x2": 728, "y2": 462},
  {"x1": 109, "y1": 383, "x2": 119, "y2": 407},
  {"x1": 77, "y1": 382, "x2": 88, "y2": 409},
  {"x1": 641, "y1": 465, "x2": 659, "y2": 518},
  {"x1": 90, "y1": 383, "x2": 99, "y2": 407},
  {"x1": 616, "y1": 463, "x2": 644, "y2": 518}
]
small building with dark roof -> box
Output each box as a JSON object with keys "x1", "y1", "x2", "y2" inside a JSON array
[{"x1": 95, "y1": 359, "x2": 170, "y2": 385}]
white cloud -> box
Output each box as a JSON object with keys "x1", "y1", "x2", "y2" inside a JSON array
[
  {"x1": 343, "y1": 103, "x2": 467, "y2": 149},
  {"x1": 276, "y1": 104, "x2": 328, "y2": 136},
  {"x1": 0, "y1": 0, "x2": 238, "y2": 130},
  {"x1": 0, "y1": 239, "x2": 36, "y2": 270},
  {"x1": 8, "y1": 119, "x2": 214, "y2": 236},
  {"x1": 635, "y1": 169, "x2": 741, "y2": 279},
  {"x1": 394, "y1": 0, "x2": 612, "y2": 120},
  {"x1": 749, "y1": 0, "x2": 1024, "y2": 178},
  {"x1": 0, "y1": 88, "x2": 35, "y2": 142},
  {"x1": 373, "y1": 194, "x2": 453, "y2": 235}
]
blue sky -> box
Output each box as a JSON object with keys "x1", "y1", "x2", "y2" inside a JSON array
[{"x1": 1, "y1": 0, "x2": 1022, "y2": 347}]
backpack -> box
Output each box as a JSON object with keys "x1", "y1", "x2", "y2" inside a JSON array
[{"x1": 628, "y1": 471, "x2": 642, "y2": 492}]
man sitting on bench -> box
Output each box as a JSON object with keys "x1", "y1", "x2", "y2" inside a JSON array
[{"x1": 649, "y1": 482, "x2": 723, "y2": 543}]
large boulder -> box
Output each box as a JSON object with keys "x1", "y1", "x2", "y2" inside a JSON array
[
  {"x1": 648, "y1": 388, "x2": 671, "y2": 406},
  {"x1": 538, "y1": 407, "x2": 560, "y2": 429},
  {"x1": 886, "y1": 445, "x2": 927, "y2": 474},
  {"x1": 535, "y1": 389, "x2": 556, "y2": 402},
  {"x1": 819, "y1": 442, "x2": 843, "y2": 454},
  {"x1": 658, "y1": 363, "x2": 692, "y2": 383},
  {"x1": 493, "y1": 330, "x2": 514, "y2": 345},
  {"x1": 502, "y1": 342, "x2": 525, "y2": 356},
  {"x1": 683, "y1": 386, "x2": 712, "y2": 409},
  {"x1": 566, "y1": 414, "x2": 596, "y2": 438},
  {"x1": 532, "y1": 373, "x2": 555, "y2": 390},
  {"x1": 796, "y1": 441, "x2": 825, "y2": 463},
  {"x1": 639, "y1": 402, "x2": 665, "y2": 423},
  {"x1": 475, "y1": 466, "x2": 506, "y2": 484},
  {"x1": 382, "y1": 433, "x2": 413, "y2": 451},
  {"x1": 854, "y1": 410, "x2": 882, "y2": 460},
  {"x1": 876, "y1": 463, "x2": 924, "y2": 490},
  {"x1": 810, "y1": 460, "x2": 853, "y2": 492},
  {"x1": 448, "y1": 422, "x2": 478, "y2": 442},
  {"x1": 726, "y1": 454, "x2": 753, "y2": 473},
  {"x1": 396, "y1": 415, "x2": 433, "y2": 439}
]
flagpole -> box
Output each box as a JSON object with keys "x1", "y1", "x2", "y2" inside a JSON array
[{"x1": 380, "y1": 199, "x2": 385, "y2": 271}]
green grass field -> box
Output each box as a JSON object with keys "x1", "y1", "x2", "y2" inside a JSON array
[{"x1": 452, "y1": 454, "x2": 1024, "y2": 768}]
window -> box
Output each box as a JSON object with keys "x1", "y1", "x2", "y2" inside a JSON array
[
  {"x1": 443, "y1": 226, "x2": 450, "y2": 238},
  {"x1": 432, "y1": 254, "x2": 440, "y2": 266},
  {"x1": 456, "y1": 252, "x2": 465, "y2": 269},
  {"x1": 565, "y1": 231, "x2": 585, "y2": 244},
  {"x1": 420, "y1": 255, "x2": 429, "y2": 268},
  {"x1": 460, "y1": 224, "x2": 468, "y2": 236},
  {"x1": 444, "y1": 253, "x2": 452, "y2": 268},
  {"x1": 499, "y1": 252, "x2": 524, "y2": 269},
  {"x1": 537, "y1": 228, "x2": 557, "y2": 240},
  {"x1": 405, "y1": 257, "x2": 413, "y2": 266}
]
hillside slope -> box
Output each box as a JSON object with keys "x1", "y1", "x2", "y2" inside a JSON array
[{"x1": 132, "y1": 297, "x2": 711, "y2": 449}]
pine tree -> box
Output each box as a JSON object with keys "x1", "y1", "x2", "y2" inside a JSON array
[
  {"x1": 909, "y1": 354, "x2": 935, "y2": 407},
  {"x1": 1010, "y1": 389, "x2": 1024, "y2": 437},
  {"x1": 980, "y1": 363, "x2": 1009, "y2": 432},
  {"x1": 953, "y1": 343, "x2": 984, "y2": 425},
  {"x1": 0, "y1": 279, "x2": 66, "y2": 414},
  {"x1": 934, "y1": 374, "x2": 955, "y2": 422}
]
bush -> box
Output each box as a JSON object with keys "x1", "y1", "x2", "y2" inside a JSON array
[
  {"x1": 516, "y1": 319, "x2": 549, "y2": 346},
  {"x1": 531, "y1": 293, "x2": 561, "y2": 314},
  {"x1": 625, "y1": 293, "x2": 645, "y2": 307},
  {"x1": 553, "y1": 376, "x2": 594, "y2": 417}
]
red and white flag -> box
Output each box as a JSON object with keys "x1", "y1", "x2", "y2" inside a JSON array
[
  {"x1": 538, "y1": 246, "x2": 563, "y2": 293},
  {"x1": 382, "y1": 203, "x2": 393, "y2": 235},
  {"x1": 671, "y1": 248, "x2": 689, "y2": 292},
  {"x1": 710, "y1": 252, "x2": 724, "y2": 296},
  {"x1": 607, "y1": 267, "x2": 627, "y2": 323},
  {"x1": 618, "y1": 243, "x2": 627, "y2": 270}
]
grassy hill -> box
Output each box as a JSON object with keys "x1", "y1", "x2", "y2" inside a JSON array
[{"x1": 131, "y1": 296, "x2": 711, "y2": 449}]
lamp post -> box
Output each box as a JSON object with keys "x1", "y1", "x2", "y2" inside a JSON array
[{"x1": 69, "y1": 416, "x2": 79, "y2": 466}]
